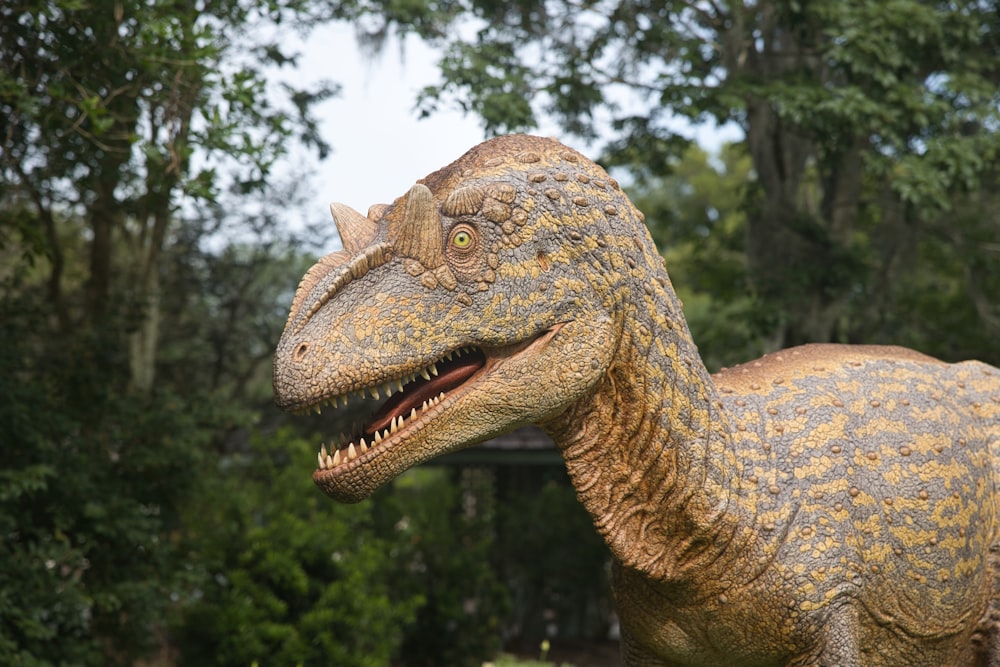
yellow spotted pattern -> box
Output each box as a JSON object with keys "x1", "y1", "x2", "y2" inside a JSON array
[{"x1": 275, "y1": 135, "x2": 1000, "y2": 666}]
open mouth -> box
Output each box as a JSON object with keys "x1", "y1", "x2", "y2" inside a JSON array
[
  {"x1": 310, "y1": 346, "x2": 488, "y2": 473},
  {"x1": 303, "y1": 324, "x2": 565, "y2": 485}
]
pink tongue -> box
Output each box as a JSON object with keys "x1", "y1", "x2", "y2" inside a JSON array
[{"x1": 365, "y1": 357, "x2": 483, "y2": 434}]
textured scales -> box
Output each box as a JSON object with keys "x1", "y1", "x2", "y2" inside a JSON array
[{"x1": 274, "y1": 135, "x2": 1000, "y2": 666}]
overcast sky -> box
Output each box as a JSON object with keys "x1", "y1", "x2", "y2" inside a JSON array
[{"x1": 282, "y1": 22, "x2": 487, "y2": 244}]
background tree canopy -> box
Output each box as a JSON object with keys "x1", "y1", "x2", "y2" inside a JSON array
[
  {"x1": 1, "y1": 0, "x2": 998, "y2": 665},
  {"x1": 372, "y1": 0, "x2": 1000, "y2": 353}
]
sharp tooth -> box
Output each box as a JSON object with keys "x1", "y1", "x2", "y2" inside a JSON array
[
  {"x1": 384, "y1": 382, "x2": 394, "y2": 397},
  {"x1": 370, "y1": 386, "x2": 380, "y2": 400},
  {"x1": 318, "y1": 451, "x2": 325, "y2": 469},
  {"x1": 421, "y1": 368, "x2": 431, "y2": 381},
  {"x1": 390, "y1": 419, "x2": 398, "y2": 434},
  {"x1": 314, "y1": 404, "x2": 322, "y2": 414},
  {"x1": 360, "y1": 440, "x2": 368, "y2": 453},
  {"x1": 326, "y1": 454, "x2": 334, "y2": 468},
  {"x1": 394, "y1": 379, "x2": 405, "y2": 393},
  {"x1": 438, "y1": 392, "x2": 446, "y2": 400},
  {"x1": 374, "y1": 430, "x2": 382, "y2": 444},
  {"x1": 454, "y1": 348, "x2": 463, "y2": 358},
  {"x1": 422, "y1": 399, "x2": 429, "y2": 410},
  {"x1": 332, "y1": 449, "x2": 342, "y2": 466},
  {"x1": 383, "y1": 427, "x2": 391, "y2": 440},
  {"x1": 348, "y1": 443, "x2": 358, "y2": 460},
  {"x1": 321, "y1": 444, "x2": 329, "y2": 458},
  {"x1": 429, "y1": 363, "x2": 439, "y2": 377},
  {"x1": 410, "y1": 408, "x2": 418, "y2": 420},
  {"x1": 446, "y1": 351, "x2": 453, "y2": 361}
]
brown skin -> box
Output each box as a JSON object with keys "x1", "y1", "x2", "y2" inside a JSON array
[{"x1": 274, "y1": 135, "x2": 1000, "y2": 666}]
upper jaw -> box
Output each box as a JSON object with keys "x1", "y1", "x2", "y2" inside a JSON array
[{"x1": 309, "y1": 325, "x2": 567, "y2": 502}]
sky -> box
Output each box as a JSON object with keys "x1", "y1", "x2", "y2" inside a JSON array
[
  {"x1": 279, "y1": 21, "x2": 742, "y2": 253},
  {"x1": 282, "y1": 23, "x2": 487, "y2": 238}
]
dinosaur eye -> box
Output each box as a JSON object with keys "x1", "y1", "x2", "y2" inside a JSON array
[
  {"x1": 448, "y1": 224, "x2": 477, "y2": 252},
  {"x1": 445, "y1": 223, "x2": 483, "y2": 278}
]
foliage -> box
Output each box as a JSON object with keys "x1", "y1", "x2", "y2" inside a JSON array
[
  {"x1": 0, "y1": 295, "x2": 208, "y2": 666},
  {"x1": 156, "y1": 183, "x2": 333, "y2": 405},
  {"x1": 0, "y1": 0, "x2": 337, "y2": 391},
  {"x1": 387, "y1": 468, "x2": 511, "y2": 667},
  {"x1": 627, "y1": 142, "x2": 766, "y2": 370},
  {"x1": 629, "y1": 140, "x2": 1000, "y2": 368},
  {"x1": 3, "y1": 0, "x2": 1000, "y2": 665},
  {"x1": 171, "y1": 429, "x2": 423, "y2": 667},
  {"x1": 363, "y1": 0, "x2": 1000, "y2": 348},
  {"x1": 496, "y1": 474, "x2": 611, "y2": 643}
]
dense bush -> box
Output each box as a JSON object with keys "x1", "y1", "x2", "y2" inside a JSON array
[
  {"x1": 171, "y1": 429, "x2": 423, "y2": 667},
  {"x1": 385, "y1": 468, "x2": 511, "y2": 667},
  {"x1": 0, "y1": 298, "x2": 206, "y2": 666},
  {"x1": 496, "y1": 475, "x2": 612, "y2": 643}
]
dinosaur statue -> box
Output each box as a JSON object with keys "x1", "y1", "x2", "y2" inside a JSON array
[{"x1": 273, "y1": 135, "x2": 1000, "y2": 666}]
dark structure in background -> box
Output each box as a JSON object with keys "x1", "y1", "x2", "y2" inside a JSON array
[{"x1": 437, "y1": 427, "x2": 618, "y2": 650}]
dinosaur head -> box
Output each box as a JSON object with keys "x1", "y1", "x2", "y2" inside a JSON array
[{"x1": 274, "y1": 135, "x2": 632, "y2": 502}]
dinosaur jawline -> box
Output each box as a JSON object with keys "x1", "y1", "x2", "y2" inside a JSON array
[
  {"x1": 365, "y1": 350, "x2": 486, "y2": 435},
  {"x1": 312, "y1": 347, "x2": 488, "y2": 473},
  {"x1": 312, "y1": 324, "x2": 568, "y2": 481}
]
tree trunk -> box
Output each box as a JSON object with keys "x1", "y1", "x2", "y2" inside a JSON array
[
  {"x1": 724, "y1": 1, "x2": 864, "y2": 347},
  {"x1": 128, "y1": 266, "x2": 160, "y2": 393}
]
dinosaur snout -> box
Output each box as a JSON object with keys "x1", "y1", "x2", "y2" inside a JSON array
[
  {"x1": 273, "y1": 335, "x2": 322, "y2": 411},
  {"x1": 292, "y1": 341, "x2": 311, "y2": 363}
]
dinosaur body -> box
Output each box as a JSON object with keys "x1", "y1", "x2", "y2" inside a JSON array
[{"x1": 274, "y1": 135, "x2": 1000, "y2": 666}]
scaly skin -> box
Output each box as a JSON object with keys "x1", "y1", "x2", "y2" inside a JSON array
[{"x1": 273, "y1": 135, "x2": 1000, "y2": 666}]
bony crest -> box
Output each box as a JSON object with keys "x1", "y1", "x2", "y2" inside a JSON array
[
  {"x1": 388, "y1": 183, "x2": 444, "y2": 269},
  {"x1": 329, "y1": 202, "x2": 377, "y2": 255}
]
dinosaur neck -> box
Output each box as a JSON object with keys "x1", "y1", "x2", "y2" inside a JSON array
[{"x1": 540, "y1": 242, "x2": 747, "y2": 585}]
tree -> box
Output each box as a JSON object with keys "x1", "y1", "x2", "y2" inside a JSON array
[
  {"x1": 172, "y1": 430, "x2": 423, "y2": 667},
  {"x1": 0, "y1": 2, "x2": 343, "y2": 663},
  {"x1": 366, "y1": 0, "x2": 1000, "y2": 349},
  {"x1": 0, "y1": 291, "x2": 210, "y2": 666},
  {"x1": 0, "y1": 0, "x2": 334, "y2": 392}
]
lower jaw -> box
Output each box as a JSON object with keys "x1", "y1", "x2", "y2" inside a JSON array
[{"x1": 313, "y1": 324, "x2": 566, "y2": 489}]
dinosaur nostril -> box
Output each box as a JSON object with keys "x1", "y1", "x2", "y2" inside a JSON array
[{"x1": 293, "y1": 342, "x2": 310, "y2": 362}]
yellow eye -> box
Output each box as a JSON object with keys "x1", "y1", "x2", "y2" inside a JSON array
[{"x1": 451, "y1": 228, "x2": 474, "y2": 249}]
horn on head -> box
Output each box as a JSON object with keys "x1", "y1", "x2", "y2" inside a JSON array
[
  {"x1": 329, "y1": 202, "x2": 378, "y2": 255},
  {"x1": 389, "y1": 183, "x2": 443, "y2": 268}
]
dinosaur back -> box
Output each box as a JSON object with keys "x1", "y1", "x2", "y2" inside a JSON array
[{"x1": 712, "y1": 343, "x2": 999, "y2": 640}]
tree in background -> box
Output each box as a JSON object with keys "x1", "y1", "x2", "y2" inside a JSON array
[
  {"x1": 627, "y1": 142, "x2": 762, "y2": 370},
  {"x1": 0, "y1": 3, "x2": 518, "y2": 664},
  {"x1": 365, "y1": 0, "x2": 1000, "y2": 352},
  {"x1": 0, "y1": 0, "x2": 333, "y2": 392},
  {"x1": 0, "y1": 1, "x2": 337, "y2": 663},
  {"x1": 172, "y1": 430, "x2": 424, "y2": 667},
  {"x1": 4, "y1": 0, "x2": 1000, "y2": 664}
]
